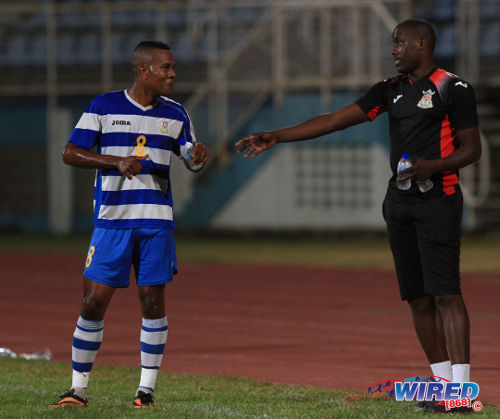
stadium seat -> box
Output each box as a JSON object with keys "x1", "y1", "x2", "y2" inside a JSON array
[
  {"x1": 111, "y1": 32, "x2": 128, "y2": 63},
  {"x1": 112, "y1": 11, "x2": 134, "y2": 28},
  {"x1": 480, "y1": 1, "x2": 500, "y2": 19},
  {"x1": 125, "y1": 31, "x2": 152, "y2": 56},
  {"x1": 480, "y1": 23, "x2": 500, "y2": 57},
  {"x1": 77, "y1": 33, "x2": 100, "y2": 65},
  {"x1": 164, "y1": 9, "x2": 186, "y2": 29},
  {"x1": 434, "y1": 24, "x2": 457, "y2": 59},
  {"x1": 430, "y1": 0, "x2": 456, "y2": 21},
  {"x1": 230, "y1": 7, "x2": 265, "y2": 26},
  {"x1": 23, "y1": 13, "x2": 46, "y2": 33},
  {"x1": 170, "y1": 32, "x2": 195, "y2": 62},
  {"x1": 57, "y1": 34, "x2": 76, "y2": 66},
  {"x1": 5, "y1": 34, "x2": 27, "y2": 66},
  {"x1": 58, "y1": 12, "x2": 101, "y2": 30},
  {"x1": 29, "y1": 35, "x2": 47, "y2": 66}
]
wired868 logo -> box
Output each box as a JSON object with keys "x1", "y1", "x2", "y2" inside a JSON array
[
  {"x1": 349, "y1": 376, "x2": 482, "y2": 412},
  {"x1": 395, "y1": 378, "x2": 481, "y2": 412}
]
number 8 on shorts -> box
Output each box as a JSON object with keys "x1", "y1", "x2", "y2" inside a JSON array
[{"x1": 85, "y1": 246, "x2": 95, "y2": 267}]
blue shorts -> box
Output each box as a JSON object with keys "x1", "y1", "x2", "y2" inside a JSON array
[{"x1": 83, "y1": 227, "x2": 178, "y2": 287}]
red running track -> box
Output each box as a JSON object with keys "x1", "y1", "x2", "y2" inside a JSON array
[{"x1": 1, "y1": 253, "x2": 498, "y2": 405}]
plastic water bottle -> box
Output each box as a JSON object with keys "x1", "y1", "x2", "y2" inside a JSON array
[
  {"x1": 179, "y1": 139, "x2": 202, "y2": 170},
  {"x1": 397, "y1": 153, "x2": 412, "y2": 190},
  {"x1": 417, "y1": 178, "x2": 434, "y2": 193}
]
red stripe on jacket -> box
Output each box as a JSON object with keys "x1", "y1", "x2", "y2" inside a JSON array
[{"x1": 440, "y1": 115, "x2": 459, "y2": 195}]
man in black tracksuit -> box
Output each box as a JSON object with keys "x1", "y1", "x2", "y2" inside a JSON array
[{"x1": 235, "y1": 19, "x2": 481, "y2": 411}]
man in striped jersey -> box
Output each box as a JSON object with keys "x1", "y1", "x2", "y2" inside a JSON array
[
  {"x1": 236, "y1": 19, "x2": 480, "y2": 414},
  {"x1": 50, "y1": 40, "x2": 209, "y2": 409}
]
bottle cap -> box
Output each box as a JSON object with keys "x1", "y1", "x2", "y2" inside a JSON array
[
  {"x1": 402, "y1": 153, "x2": 409, "y2": 159},
  {"x1": 179, "y1": 139, "x2": 187, "y2": 146}
]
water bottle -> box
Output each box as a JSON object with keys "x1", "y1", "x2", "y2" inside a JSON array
[
  {"x1": 417, "y1": 178, "x2": 434, "y2": 193},
  {"x1": 0, "y1": 347, "x2": 17, "y2": 358},
  {"x1": 179, "y1": 139, "x2": 202, "y2": 170},
  {"x1": 397, "y1": 153, "x2": 412, "y2": 190}
]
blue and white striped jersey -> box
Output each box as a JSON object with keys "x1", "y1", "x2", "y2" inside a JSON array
[{"x1": 68, "y1": 90, "x2": 196, "y2": 229}]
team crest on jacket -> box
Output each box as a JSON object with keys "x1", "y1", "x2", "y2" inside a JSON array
[
  {"x1": 417, "y1": 89, "x2": 435, "y2": 109},
  {"x1": 160, "y1": 120, "x2": 168, "y2": 134}
]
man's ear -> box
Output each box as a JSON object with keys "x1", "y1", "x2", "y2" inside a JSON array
[
  {"x1": 417, "y1": 36, "x2": 425, "y2": 51},
  {"x1": 137, "y1": 64, "x2": 149, "y2": 80}
]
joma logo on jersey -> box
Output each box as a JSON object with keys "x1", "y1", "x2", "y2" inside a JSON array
[{"x1": 112, "y1": 120, "x2": 131, "y2": 126}]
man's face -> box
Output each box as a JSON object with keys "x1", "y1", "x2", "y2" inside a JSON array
[
  {"x1": 391, "y1": 26, "x2": 420, "y2": 74},
  {"x1": 143, "y1": 49, "x2": 176, "y2": 96}
]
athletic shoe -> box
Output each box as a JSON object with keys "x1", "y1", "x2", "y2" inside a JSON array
[
  {"x1": 131, "y1": 390, "x2": 155, "y2": 408},
  {"x1": 50, "y1": 389, "x2": 88, "y2": 408}
]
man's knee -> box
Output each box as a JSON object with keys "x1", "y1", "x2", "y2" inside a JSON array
[
  {"x1": 139, "y1": 286, "x2": 165, "y2": 318},
  {"x1": 409, "y1": 295, "x2": 435, "y2": 314},
  {"x1": 81, "y1": 294, "x2": 108, "y2": 319},
  {"x1": 435, "y1": 294, "x2": 463, "y2": 310}
]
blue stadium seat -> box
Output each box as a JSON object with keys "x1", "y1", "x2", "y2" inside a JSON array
[
  {"x1": 164, "y1": 9, "x2": 186, "y2": 29},
  {"x1": 77, "y1": 33, "x2": 100, "y2": 65},
  {"x1": 111, "y1": 32, "x2": 129, "y2": 63},
  {"x1": 23, "y1": 13, "x2": 46, "y2": 33},
  {"x1": 58, "y1": 12, "x2": 101, "y2": 30},
  {"x1": 170, "y1": 32, "x2": 195, "y2": 62},
  {"x1": 5, "y1": 34, "x2": 27, "y2": 66},
  {"x1": 431, "y1": 0, "x2": 456, "y2": 21},
  {"x1": 480, "y1": 1, "x2": 500, "y2": 19},
  {"x1": 230, "y1": 7, "x2": 265, "y2": 26},
  {"x1": 29, "y1": 34, "x2": 47, "y2": 66},
  {"x1": 57, "y1": 33, "x2": 76, "y2": 65},
  {"x1": 112, "y1": 11, "x2": 134, "y2": 28},
  {"x1": 134, "y1": 11, "x2": 156, "y2": 27},
  {"x1": 480, "y1": 23, "x2": 500, "y2": 57},
  {"x1": 434, "y1": 24, "x2": 457, "y2": 59},
  {"x1": 125, "y1": 31, "x2": 152, "y2": 56}
]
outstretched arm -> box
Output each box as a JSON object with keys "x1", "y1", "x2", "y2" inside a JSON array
[
  {"x1": 62, "y1": 142, "x2": 149, "y2": 180},
  {"x1": 235, "y1": 103, "x2": 369, "y2": 158},
  {"x1": 398, "y1": 126, "x2": 481, "y2": 181}
]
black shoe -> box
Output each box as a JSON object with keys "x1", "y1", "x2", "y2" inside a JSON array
[
  {"x1": 50, "y1": 389, "x2": 88, "y2": 408},
  {"x1": 131, "y1": 390, "x2": 155, "y2": 408}
]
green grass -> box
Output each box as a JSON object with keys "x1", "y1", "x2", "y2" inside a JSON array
[
  {"x1": 2, "y1": 233, "x2": 500, "y2": 273},
  {"x1": 1, "y1": 358, "x2": 498, "y2": 418},
  {"x1": 2, "y1": 235, "x2": 500, "y2": 416}
]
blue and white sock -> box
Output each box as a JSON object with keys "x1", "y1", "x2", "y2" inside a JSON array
[
  {"x1": 138, "y1": 316, "x2": 168, "y2": 394},
  {"x1": 71, "y1": 316, "x2": 104, "y2": 392}
]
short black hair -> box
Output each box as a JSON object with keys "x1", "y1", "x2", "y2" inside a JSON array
[
  {"x1": 396, "y1": 19, "x2": 436, "y2": 53},
  {"x1": 134, "y1": 40, "x2": 170, "y2": 52},
  {"x1": 132, "y1": 40, "x2": 171, "y2": 74}
]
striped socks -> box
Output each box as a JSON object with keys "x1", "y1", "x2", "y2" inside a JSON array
[
  {"x1": 71, "y1": 316, "x2": 104, "y2": 393},
  {"x1": 68, "y1": 315, "x2": 167, "y2": 397},
  {"x1": 138, "y1": 316, "x2": 168, "y2": 394}
]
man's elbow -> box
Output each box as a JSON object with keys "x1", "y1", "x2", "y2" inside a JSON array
[
  {"x1": 471, "y1": 144, "x2": 482, "y2": 164},
  {"x1": 62, "y1": 145, "x2": 74, "y2": 165}
]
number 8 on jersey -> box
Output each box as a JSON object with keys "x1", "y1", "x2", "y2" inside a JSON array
[{"x1": 135, "y1": 135, "x2": 147, "y2": 157}]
